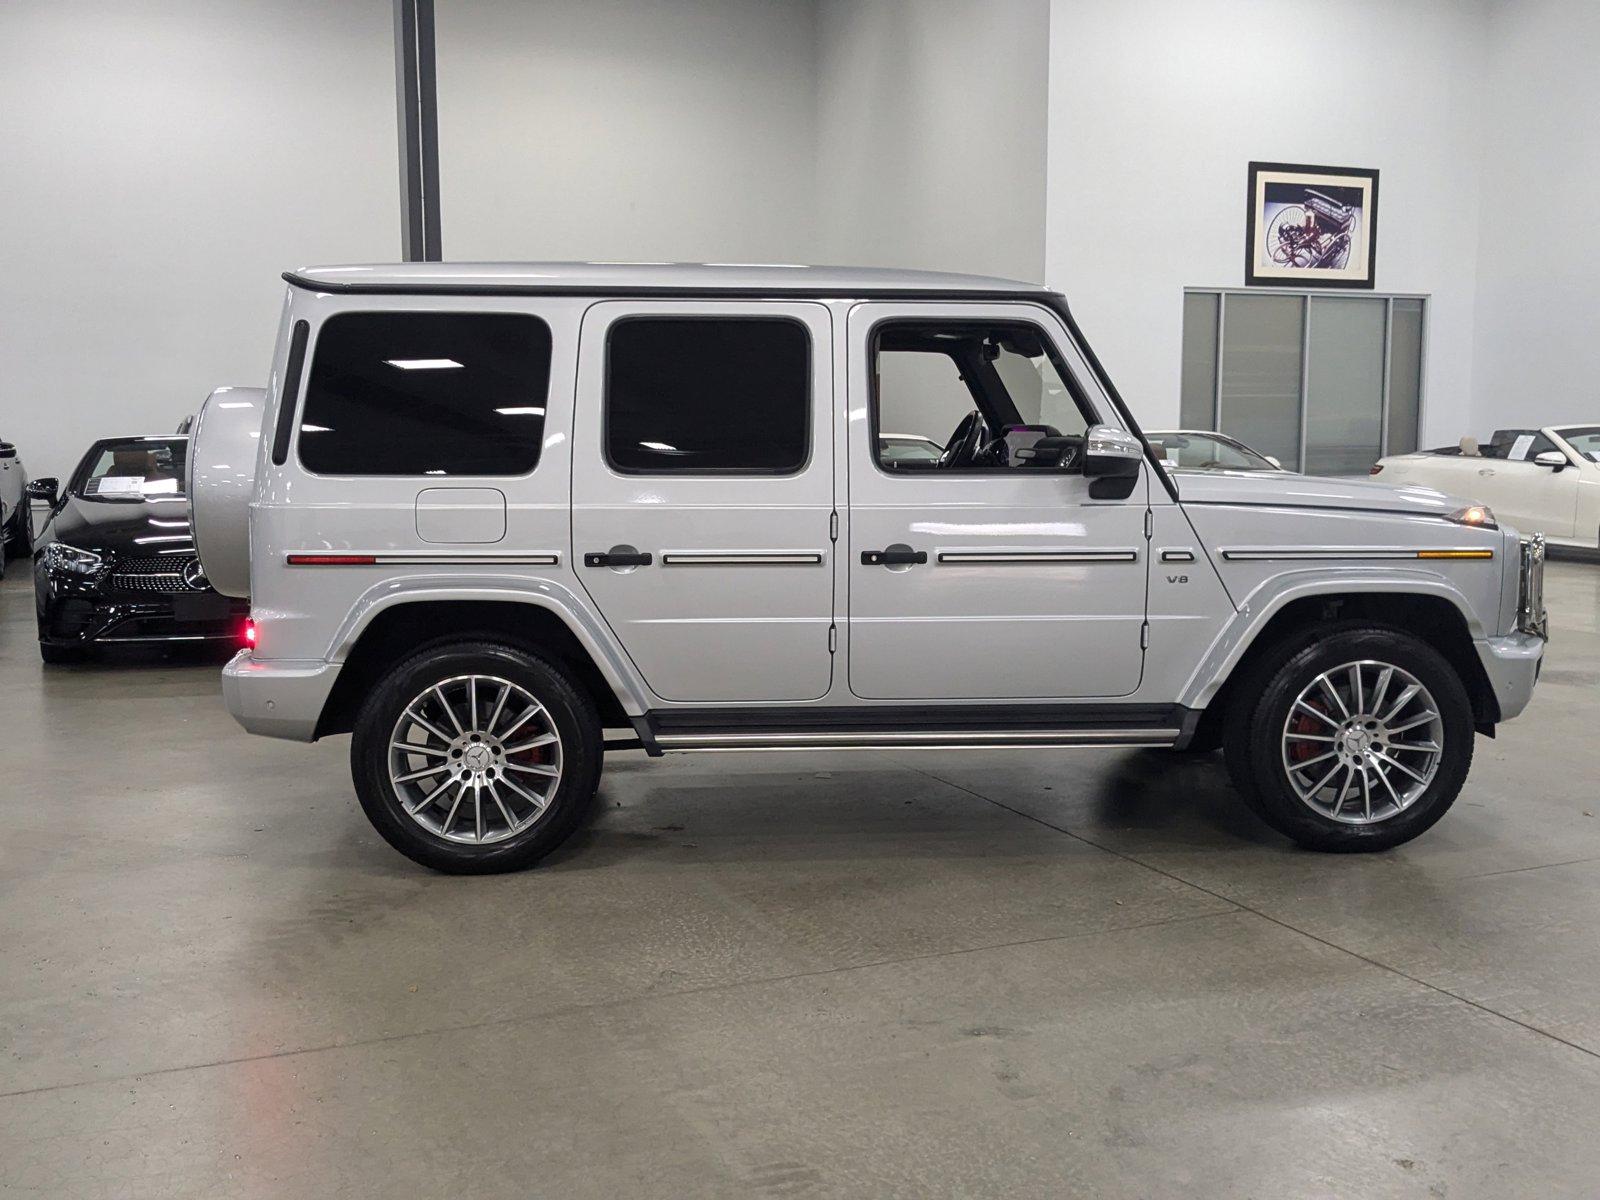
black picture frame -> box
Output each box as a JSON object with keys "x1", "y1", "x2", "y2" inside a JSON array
[{"x1": 1245, "y1": 161, "x2": 1379, "y2": 289}]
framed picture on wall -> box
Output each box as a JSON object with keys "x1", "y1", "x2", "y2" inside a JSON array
[{"x1": 1245, "y1": 161, "x2": 1378, "y2": 288}]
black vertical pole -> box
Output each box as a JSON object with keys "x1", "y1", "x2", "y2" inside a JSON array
[{"x1": 394, "y1": 0, "x2": 442, "y2": 261}]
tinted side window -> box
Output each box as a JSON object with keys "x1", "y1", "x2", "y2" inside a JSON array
[
  {"x1": 606, "y1": 318, "x2": 809, "y2": 474},
  {"x1": 298, "y1": 312, "x2": 551, "y2": 476}
]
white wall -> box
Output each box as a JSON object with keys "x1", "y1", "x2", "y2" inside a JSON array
[
  {"x1": 0, "y1": 0, "x2": 399, "y2": 481},
  {"x1": 1043, "y1": 0, "x2": 1489, "y2": 443},
  {"x1": 434, "y1": 0, "x2": 820, "y2": 263},
  {"x1": 1471, "y1": 0, "x2": 1600, "y2": 433},
  {"x1": 814, "y1": 0, "x2": 1050, "y2": 282}
]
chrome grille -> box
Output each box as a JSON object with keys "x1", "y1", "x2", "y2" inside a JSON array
[
  {"x1": 109, "y1": 554, "x2": 203, "y2": 594},
  {"x1": 1517, "y1": 534, "x2": 1548, "y2": 639}
]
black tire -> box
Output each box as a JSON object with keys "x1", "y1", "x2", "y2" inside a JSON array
[
  {"x1": 351, "y1": 640, "x2": 603, "y2": 874},
  {"x1": 1222, "y1": 623, "x2": 1474, "y2": 852},
  {"x1": 7, "y1": 501, "x2": 33, "y2": 559},
  {"x1": 39, "y1": 641, "x2": 86, "y2": 665}
]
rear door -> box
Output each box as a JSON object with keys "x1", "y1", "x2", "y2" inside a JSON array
[
  {"x1": 570, "y1": 302, "x2": 835, "y2": 703},
  {"x1": 845, "y1": 302, "x2": 1149, "y2": 700}
]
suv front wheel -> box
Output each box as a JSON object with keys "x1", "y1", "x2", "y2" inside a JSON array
[
  {"x1": 1224, "y1": 624, "x2": 1474, "y2": 852},
  {"x1": 351, "y1": 641, "x2": 603, "y2": 873}
]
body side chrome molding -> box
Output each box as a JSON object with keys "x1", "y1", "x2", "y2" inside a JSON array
[
  {"x1": 935, "y1": 549, "x2": 1139, "y2": 565},
  {"x1": 1219, "y1": 547, "x2": 1493, "y2": 562},
  {"x1": 659, "y1": 551, "x2": 826, "y2": 566},
  {"x1": 288, "y1": 553, "x2": 561, "y2": 566}
]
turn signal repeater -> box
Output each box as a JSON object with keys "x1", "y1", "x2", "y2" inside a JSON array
[{"x1": 1445, "y1": 504, "x2": 1498, "y2": 530}]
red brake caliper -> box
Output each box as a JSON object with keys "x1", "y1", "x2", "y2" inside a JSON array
[{"x1": 1289, "y1": 700, "x2": 1329, "y2": 762}]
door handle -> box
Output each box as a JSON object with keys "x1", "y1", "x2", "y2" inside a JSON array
[
  {"x1": 584, "y1": 550, "x2": 653, "y2": 568},
  {"x1": 1478, "y1": 468, "x2": 1495, "y2": 476},
  {"x1": 861, "y1": 548, "x2": 927, "y2": 566}
]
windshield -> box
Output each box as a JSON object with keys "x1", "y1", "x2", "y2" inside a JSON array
[
  {"x1": 1150, "y1": 432, "x2": 1276, "y2": 471},
  {"x1": 1561, "y1": 426, "x2": 1600, "y2": 463},
  {"x1": 72, "y1": 437, "x2": 189, "y2": 501}
]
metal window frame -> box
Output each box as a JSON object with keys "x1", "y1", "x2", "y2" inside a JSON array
[{"x1": 1185, "y1": 286, "x2": 1428, "y2": 472}]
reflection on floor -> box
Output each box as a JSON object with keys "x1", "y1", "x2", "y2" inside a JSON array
[{"x1": 2, "y1": 562, "x2": 1599, "y2": 1196}]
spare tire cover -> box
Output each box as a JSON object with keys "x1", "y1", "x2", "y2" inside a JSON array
[{"x1": 187, "y1": 385, "x2": 265, "y2": 598}]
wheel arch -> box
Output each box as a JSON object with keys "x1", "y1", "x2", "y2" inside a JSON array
[
  {"x1": 315, "y1": 581, "x2": 649, "y2": 739},
  {"x1": 1184, "y1": 579, "x2": 1501, "y2": 738}
]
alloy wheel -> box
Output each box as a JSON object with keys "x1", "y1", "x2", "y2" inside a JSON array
[
  {"x1": 1280, "y1": 659, "x2": 1444, "y2": 825},
  {"x1": 387, "y1": 673, "x2": 563, "y2": 844}
]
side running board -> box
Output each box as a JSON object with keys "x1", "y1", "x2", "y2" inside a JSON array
[{"x1": 629, "y1": 705, "x2": 1189, "y2": 756}]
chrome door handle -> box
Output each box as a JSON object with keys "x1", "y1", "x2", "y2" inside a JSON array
[
  {"x1": 584, "y1": 550, "x2": 653, "y2": 568},
  {"x1": 861, "y1": 548, "x2": 927, "y2": 566}
]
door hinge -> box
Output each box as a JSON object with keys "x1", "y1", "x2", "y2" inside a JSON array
[
  {"x1": 1144, "y1": 509, "x2": 1153, "y2": 540},
  {"x1": 828, "y1": 624, "x2": 837, "y2": 653},
  {"x1": 1140, "y1": 621, "x2": 1150, "y2": 650},
  {"x1": 829, "y1": 511, "x2": 839, "y2": 542}
]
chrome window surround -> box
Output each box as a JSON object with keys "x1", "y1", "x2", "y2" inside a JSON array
[{"x1": 1517, "y1": 534, "x2": 1548, "y2": 639}]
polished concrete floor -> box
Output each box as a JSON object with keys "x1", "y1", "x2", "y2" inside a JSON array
[{"x1": 2, "y1": 563, "x2": 1598, "y2": 1198}]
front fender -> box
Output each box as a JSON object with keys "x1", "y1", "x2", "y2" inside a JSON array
[
  {"x1": 1177, "y1": 567, "x2": 1486, "y2": 710},
  {"x1": 328, "y1": 572, "x2": 652, "y2": 716}
]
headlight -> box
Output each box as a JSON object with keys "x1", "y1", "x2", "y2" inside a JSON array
[
  {"x1": 44, "y1": 542, "x2": 104, "y2": 576},
  {"x1": 1445, "y1": 504, "x2": 1497, "y2": 530}
]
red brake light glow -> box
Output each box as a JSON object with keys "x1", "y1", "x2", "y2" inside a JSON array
[{"x1": 243, "y1": 619, "x2": 257, "y2": 648}]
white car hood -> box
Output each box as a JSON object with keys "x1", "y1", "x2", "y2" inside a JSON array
[{"x1": 1172, "y1": 469, "x2": 1466, "y2": 516}]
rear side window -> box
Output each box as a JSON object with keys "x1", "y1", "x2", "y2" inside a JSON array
[
  {"x1": 605, "y1": 317, "x2": 809, "y2": 474},
  {"x1": 298, "y1": 311, "x2": 551, "y2": 476}
]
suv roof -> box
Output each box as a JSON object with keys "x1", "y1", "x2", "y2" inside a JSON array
[{"x1": 283, "y1": 261, "x2": 1051, "y2": 298}]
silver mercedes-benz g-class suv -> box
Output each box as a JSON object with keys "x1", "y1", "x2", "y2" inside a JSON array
[{"x1": 189, "y1": 263, "x2": 1547, "y2": 873}]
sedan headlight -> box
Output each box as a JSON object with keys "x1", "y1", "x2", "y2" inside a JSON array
[
  {"x1": 43, "y1": 542, "x2": 104, "y2": 576},
  {"x1": 1445, "y1": 504, "x2": 1498, "y2": 531}
]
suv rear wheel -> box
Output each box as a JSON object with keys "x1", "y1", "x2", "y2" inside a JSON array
[
  {"x1": 351, "y1": 641, "x2": 603, "y2": 873},
  {"x1": 1223, "y1": 624, "x2": 1473, "y2": 852}
]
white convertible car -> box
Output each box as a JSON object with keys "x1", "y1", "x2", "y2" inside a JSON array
[{"x1": 1372, "y1": 425, "x2": 1600, "y2": 551}]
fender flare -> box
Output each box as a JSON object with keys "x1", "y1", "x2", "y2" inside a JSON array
[
  {"x1": 1178, "y1": 568, "x2": 1485, "y2": 711},
  {"x1": 327, "y1": 573, "x2": 653, "y2": 716}
]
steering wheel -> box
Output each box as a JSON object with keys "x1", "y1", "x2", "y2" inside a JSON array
[{"x1": 938, "y1": 410, "x2": 989, "y2": 469}]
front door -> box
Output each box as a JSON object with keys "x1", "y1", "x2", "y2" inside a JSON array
[
  {"x1": 570, "y1": 301, "x2": 835, "y2": 703},
  {"x1": 846, "y1": 302, "x2": 1148, "y2": 700},
  {"x1": 1470, "y1": 431, "x2": 1578, "y2": 539}
]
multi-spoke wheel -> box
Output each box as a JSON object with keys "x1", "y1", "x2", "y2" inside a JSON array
[
  {"x1": 1281, "y1": 661, "x2": 1442, "y2": 825},
  {"x1": 1224, "y1": 625, "x2": 1474, "y2": 852},
  {"x1": 353, "y1": 642, "x2": 603, "y2": 873},
  {"x1": 388, "y1": 674, "x2": 564, "y2": 844}
]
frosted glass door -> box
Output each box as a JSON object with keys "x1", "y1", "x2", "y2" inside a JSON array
[
  {"x1": 1304, "y1": 297, "x2": 1386, "y2": 475},
  {"x1": 1219, "y1": 294, "x2": 1303, "y2": 468}
]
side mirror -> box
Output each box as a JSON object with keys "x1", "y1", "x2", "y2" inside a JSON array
[
  {"x1": 26, "y1": 477, "x2": 59, "y2": 507},
  {"x1": 1083, "y1": 425, "x2": 1144, "y2": 499},
  {"x1": 1533, "y1": 451, "x2": 1567, "y2": 471},
  {"x1": 0, "y1": 442, "x2": 16, "y2": 460},
  {"x1": 1083, "y1": 426, "x2": 1144, "y2": 478}
]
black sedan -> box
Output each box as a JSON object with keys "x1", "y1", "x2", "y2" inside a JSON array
[{"x1": 30, "y1": 435, "x2": 249, "y2": 663}]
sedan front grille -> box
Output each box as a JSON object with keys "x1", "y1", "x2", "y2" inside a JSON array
[
  {"x1": 1517, "y1": 534, "x2": 1548, "y2": 639},
  {"x1": 108, "y1": 555, "x2": 205, "y2": 594}
]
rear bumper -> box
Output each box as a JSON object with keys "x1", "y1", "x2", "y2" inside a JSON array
[
  {"x1": 1476, "y1": 631, "x2": 1545, "y2": 723},
  {"x1": 221, "y1": 651, "x2": 341, "y2": 742}
]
